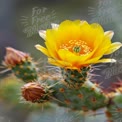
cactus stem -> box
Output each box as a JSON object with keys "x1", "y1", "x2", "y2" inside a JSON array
[
  {"x1": 82, "y1": 80, "x2": 101, "y2": 93},
  {"x1": 49, "y1": 96, "x2": 64, "y2": 104}
]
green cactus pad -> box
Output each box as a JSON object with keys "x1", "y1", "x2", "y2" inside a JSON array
[
  {"x1": 37, "y1": 85, "x2": 53, "y2": 103},
  {"x1": 106, "y1": 104, "x2": 122, "y2": 122},
  {"x1": 105, "y1": 94, "x2": 122, "y2": 122},
  {"x1": 12, "y1": 60, "x2": 37, "y2": 82},
  {"x1": 61, "y1": 66, "x2": 90, "y2": 88},
  {"x1": 50, "y1": 80, "x2": 108, "y2": 111}
]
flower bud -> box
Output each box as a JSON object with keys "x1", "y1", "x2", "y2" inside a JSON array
[
  {"x1": 3, "y1": 47, "x2": 38, "y2": 82},
  {"x1": 4, "y1": 47, "x2": 30, "y2": 68},
  {"x1": 21, "y1": 82, "x2": 47, "y2": 103}
]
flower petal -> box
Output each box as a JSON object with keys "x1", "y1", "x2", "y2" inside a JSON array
[
  {"x1": 48, "y1": 58, "x2": 72, "y2": 68},
  {"x1": 38, "y1": 30, "x2": 46, "y2": 40},
  {"x1": 57, "y1": 49, "x2": 79, "y2": 63},
  {"x1": 104, "y1": 31, "x2": 114, "y2": 40},
  {"x1": 51, "y1": 23, "x2": 59, "y2": 29},
  {"x1": 95, "y1": 58, "x2": 116, "y2": 63},
  {"x1": 91, "y1": 35, "x2": 111, "y2": 57},
  {"x1": 104, "y1": 42, "x2": 122, "y2": 55},
  {"x1": 35, "y1": 44, "x2": 50, "y2": 57},
  {"x1": 57, "y1": 49, "x2": 95, "y2": 68}
]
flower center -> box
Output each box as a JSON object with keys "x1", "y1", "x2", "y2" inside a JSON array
[
  {"x1": 73, "y1": 46, "x2": 81, "y2": 53},
  {"x1": 60, "y1": 40, "x2": 92, "y2": 55}
]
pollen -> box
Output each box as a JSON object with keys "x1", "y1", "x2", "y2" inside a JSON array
[{"x1": 60, "y1": 40, "x2": 92, "y2": 55}]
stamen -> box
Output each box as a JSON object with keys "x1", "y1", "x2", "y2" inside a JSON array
[
  {"x1": 73, "y1": 46, "x2": 81, "y2": 53},
  {"x1": 60, "y1": 40, "x2": 92, "y2": 55}
]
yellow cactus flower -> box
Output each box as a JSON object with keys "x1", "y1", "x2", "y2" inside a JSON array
[{"x1": 36, "y1": 20, "x2": 122, "y2": 69}]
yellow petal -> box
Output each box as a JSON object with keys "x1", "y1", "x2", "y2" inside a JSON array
[
  {"x1": 91, "y1": 35, "x2": 111, "y2": 57},
  {"x1": 73, "y1": 20, "x2": 82, "y2": 25},
  {"x1": 59, "y1": 20, "x2": 74, "y2": 28},
  {"x1": 45, "y1": 29, "x2": 59, "y2": 58},
  {"x1": 35, "y1": 44, "x2": 50, "y2": 57},
  {"x1": 45, "y1": 41, "x2": 59, "y2": 59},
  {"x1": 95, "y1": 58, "x2": 116, "y2": 63},
  {"x1": 46, "y1": 29, "x2": 57, "y2": 43},
  {"x1": 104, "y1": 42, "x2": 122, "y2": 55},
  {"x1": 104, "y1": 31, "x2": 114, "y2": 40},
  {"x1": 81, "y1": 56, "x2": 101, "y2": 65},
  {"x1": 38, "y1": 30, "x2": 46, "y2": 40},
  {"x1": 57, "y1": 49, "x2": 96, "y2": 67},
  {"x1": 91, "y1": 23, "x2": 103, "y2": 29},
  {"x1": 58, "y1": 49, "x2": 79, "y2": 63},
  {"x1": 48, "y1": 58, "x2": 72, "y2": 68}
]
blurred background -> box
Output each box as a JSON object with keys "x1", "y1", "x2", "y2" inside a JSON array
[{"x1": 0, "y1": 0, "x2": 122, "y2": 121}]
